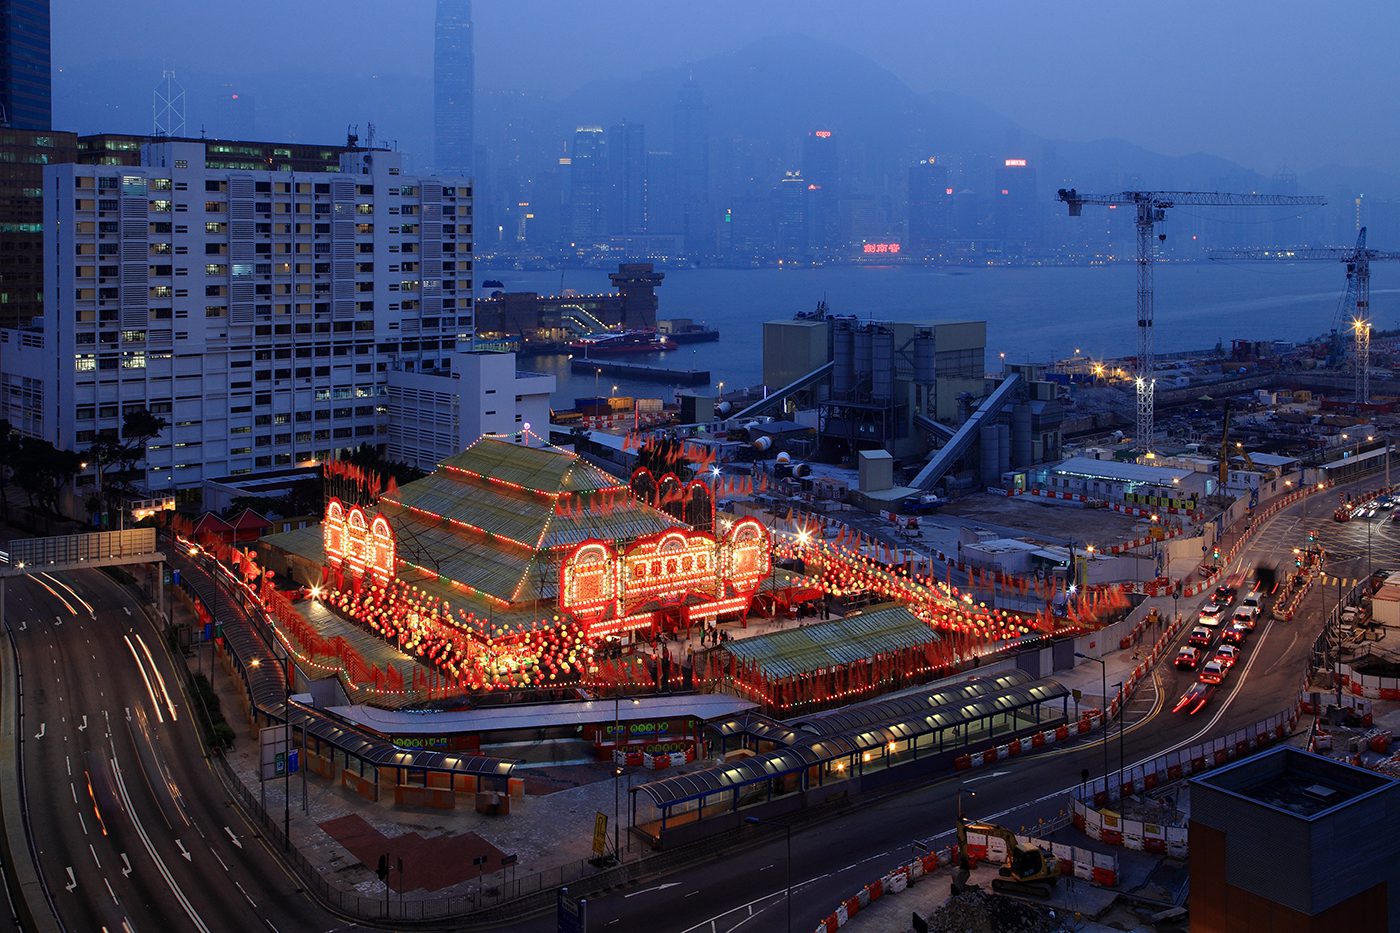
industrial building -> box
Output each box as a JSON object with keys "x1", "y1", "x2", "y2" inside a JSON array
[
  {"x1": 1190, "y1": 746, "x2": 1400, "y2": 932},
  {"x1": 474, "y1": 262, "x2": 664, "y2": 343},
  {"x1": 1030, "y1": 457, "x2": 1210, "y2": 511},
  {"x1": 756, "y1": 310, "x2": 1064, "y2": 498}
]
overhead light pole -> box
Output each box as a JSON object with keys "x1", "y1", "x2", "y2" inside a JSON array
[{"x1": 1074, "y1": 651, "x2": 1110, "y2": 799}]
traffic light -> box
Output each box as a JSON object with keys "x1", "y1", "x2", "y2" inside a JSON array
[
  {"x1": 1308, "y1": 529, "x2": 1317, "y2": 543},
  {"x1": 1295, "y1": 553, "x2": 1303, "y2": 568},
  {"x1": 1212, "y1": 546, "x2": 1220, "y2": 562}
]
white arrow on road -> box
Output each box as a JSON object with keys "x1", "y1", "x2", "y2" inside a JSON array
[
  {"x1": 121, "y1": 853, "x2": 132, "y2": 877},
  {"x1": 125, "y1": 707, "x2": 131, "y2": 722},
  {"x1": 78, "y1": 715, "x2": 87, "y2": 732},
  {"x1": 18, "y1": 619, "x2": 25, "y2": 632},
  {"x1": 176, "y1": 839, "x2": 191, "y2": 862},
  {"x1": 64, "y1": 867, "x2": 77, "y2": 892},
  {"x1": 54, "y1": 615, "x2": 61, "y2": 626},
  {"x1": 224, "y1": 827, "x2": 243, "y2": 849},
  {"x1": 34, "y1": 723, "x2": 44, "y2": 740},
  {"x1": 960, "y1": 770, "x2": 1011, "y2": 785},
  {"x1": 624, "y1": 882, "x2": 682, "y2": 898},
  {"x1": 123, "y1": 606, "x2": 131, "y2": 617}
]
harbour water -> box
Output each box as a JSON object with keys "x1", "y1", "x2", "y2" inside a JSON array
[{"x1": 482, "y1": 263, "x2": 1400, "y2": 404}]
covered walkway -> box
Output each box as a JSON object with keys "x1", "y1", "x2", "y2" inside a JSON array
[{"x1": 631, "y1": 669, "x2": 1069, "y2": 846}]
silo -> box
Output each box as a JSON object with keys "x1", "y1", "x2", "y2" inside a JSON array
[
  {"x1": 980, "y1": 424, "x2": 1000, "y2": 486},
  {"x1": 854, "y1": 325, "x2": 873, "y2": 398},
  {"x1": 997, "y1": 422, "x2": 1011, "y2": 478},
  {"x1": 913, "y1": 330, "x2": 937, "y2": 385},
  {"x1": 832, "y1": 321, "x2": 855, "y2": 397},
  {"x1": 871, "y1": 327, "x2": 896, "y2": 403},
  {"x1": 1013, "y1": 403, "x2": 1033, "y2": 467}
]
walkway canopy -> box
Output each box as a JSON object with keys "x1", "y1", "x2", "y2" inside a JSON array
[
  {"x1": 723, "y1": 606, "x2": 939, "y2": 678},
  {"x1": 635, "y1": 669, "x2": 1069, "y2": 815}
]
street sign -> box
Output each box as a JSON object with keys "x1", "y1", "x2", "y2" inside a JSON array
[
  {"x1": 288, "y1": 749, "x2": 299, "y2": 774},
  {"x1": 557, "y1": 887, "x2": 587, "y2": 933},
  {"x1": 258, "y1": 725, "x2": 292, "y2": 781},
  {"x1": 591, "y1": 811, "x2": 608, "y2": 857}
]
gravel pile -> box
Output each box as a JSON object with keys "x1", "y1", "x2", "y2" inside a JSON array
[{"x1": 923, "y1": 889, "x2": 1063, "y2": 933}]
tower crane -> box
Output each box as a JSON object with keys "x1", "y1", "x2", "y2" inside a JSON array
[
  {"x1": 1211, "y1": 227, "x2": 1400, "y2": 404},
  {"x1": 1057, "y1": 189, "x2": 1327, "y2": 454}
]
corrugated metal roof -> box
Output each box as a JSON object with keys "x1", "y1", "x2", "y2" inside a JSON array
[
  {"x1": 723, "y1": 606, "x2": 939, "y2": 679},
  {"x1": 1051, "y1": 456, "x2": 1194, "y2": 485}
]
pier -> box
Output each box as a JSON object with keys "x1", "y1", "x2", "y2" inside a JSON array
[{"x1": 570, "y1": 358, "x2": 711, "y2": 385}]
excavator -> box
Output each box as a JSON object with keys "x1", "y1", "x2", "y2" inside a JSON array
[{"x1": 952, "y1": 812, "x2": 1060, "y2": 899}]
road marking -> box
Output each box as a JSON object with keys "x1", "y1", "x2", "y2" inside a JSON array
[
  {"x1": 263, "y1": 923, "x2": 280, "y2": 933},
  {"x1": 66, "y1": 755, "x2": 71, "y2": 776},
  {"x1": 120, "y1": 853, "x2": 132, "y2": 877},
  {"x1": 70, "y1": 783, "x2": 78, "y2": 804},
  {"x1": 961, "y1": 770, "x2": 1010, "y2": 784},
  {"x1": 685, "y1": 890, "x2": 700, "y2": 897},
  {"x1": 34, "y1": 722, "x2": 44, "y2": 740},
  {"x1": 105, "y1": 877, "x2": 118, "y2": 903},
  {"x1": 124, "y1": 607, "x2": 131, "y2": 617},
  {"x1": 757, "y1": 864, "x2": 774, "y2": 872},
  {"x1": 18, "y1": 619, "x2": 24, "y2": 632},
  {"x1": 79, "y1": 715, "x2": 87, "y2": 732},
  {"x1": 176, "y1": 839, "x2": 191, "y2": 862},
  {"x1": 235, "y1": 881, "x2": 256, "y2": 907},
  {"x1": 89, "y1": 844, "x2": 101, "y2": 868},
  {"x1": 64, "y1": 867, "x2": 76, "y2": 892},
  {"x1": 125, "y1": 707, "x2": 131, "y2": 722},
  {"x1": 624, "y1": 881, "x2": 682, "y2": 898},
  {"x1": 224, "y1": 826, "x2": 243, "y2": 849},
  {"x1": 213, "y1": 851, "x2": 229, "y2": 872},
  {"x1": 111, "y1": 755, "x2": 211, "y2": 932}
]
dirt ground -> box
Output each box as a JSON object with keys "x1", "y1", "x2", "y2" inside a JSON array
[{"x1": 939, "y1": 493, "x2": 1155, "y2": 544}]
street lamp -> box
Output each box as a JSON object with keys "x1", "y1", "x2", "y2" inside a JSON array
[
  {"x1": 1074, "y1": 652, "x2": 1110, "y2": 799},
  {"x1": 612, "y1": 694, "x2": 641, "y2": 861},
  {"x1": 745, "y1": 816, "x2": 792, "y2": 933},
  {"x1": 1114, "y1": 680, "x2": 1125, "y2": 798}
]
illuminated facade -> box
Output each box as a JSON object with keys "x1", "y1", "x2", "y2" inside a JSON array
[
  {"x1": 323, "y1": 498, "x2": 396, "y2": 583},
  {"x1": 560, "y1": 518, "x2": 771, "y2": 637}
]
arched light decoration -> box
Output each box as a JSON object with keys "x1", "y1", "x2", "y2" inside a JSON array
[{"x1": 324, "y1": 497, "x2": 396, "y2": 583}]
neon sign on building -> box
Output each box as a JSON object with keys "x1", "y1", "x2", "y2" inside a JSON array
[
  {"x1": 862, "y1": 242, "x2": 902, "y2": 255},
  {"x1": 324, "y1": 497, "x2": 396, "y2": 583}
]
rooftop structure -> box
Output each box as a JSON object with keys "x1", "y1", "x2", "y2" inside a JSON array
[{"x1": 1190, "y1": 746, "x2": 1400, "y2": 931}]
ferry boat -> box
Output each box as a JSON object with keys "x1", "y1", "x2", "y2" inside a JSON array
[{"x1": 568, "y1": 330, "x2": 676, "y2": 356}]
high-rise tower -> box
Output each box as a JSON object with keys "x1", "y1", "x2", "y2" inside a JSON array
[
  {"x1": 673, "y1": 79, "x2": 711, "y2": 255},
  {"x1": 433, "y1": 0, "x2": 474, "y2": 175},
  {"x1": 0, "y1": 0, "x2": 51, "y2": 130}
]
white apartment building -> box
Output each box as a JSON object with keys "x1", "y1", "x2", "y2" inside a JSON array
[
  {"x1": 0, "y1": 140, "x2": 497, "y2": 498},
  {"x1": 385, "y1": 350, "x2": 555, "y2": 472}
]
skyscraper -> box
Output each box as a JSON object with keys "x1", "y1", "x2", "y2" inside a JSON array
[
  {"x1": 433, "y1": 0, "x2": 474, "y2": 176},
  {"x1": 802, "y1": 130, "x2": 839, "y2": 253},
  {"x1": 993, "y1": 158, "x2": 1038, "y2": 256},
  {"x1": 0, "y1": 0, "x2": 51, "y2": 130},
  {"x1": 606, "y1": 121, "x2": 647, "y2": 236},
  {"x1": 907, "y1": 157, "x2": 951, "y2": 256},
  {"x1": 566, "y1": 127, "x2": 607, "y2": 245},
  {"x1": 673, "y1": 80, "x2": 711, "y2": 255}
]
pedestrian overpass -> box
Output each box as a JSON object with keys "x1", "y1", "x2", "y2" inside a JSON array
[{"x1": 0, "y1": 528, "x2": 167, "y2": 618}]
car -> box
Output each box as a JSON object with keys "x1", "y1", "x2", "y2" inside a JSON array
[
  {"x1": 1240, "y1": 592, "x2": 1262, "y2": 613},
  {"x1": 1212, "y1": 585, "x2": 1237, "y2": 605},
  {"x1": 1189, "y1": 626, "x2": 1214, "y2": 647},
  {"x1": 1233, "y1": 605, "x2": 1259, "y2": 625},
  {"x1": 1334, "y1": 507, "x2": 1351, "y2": 523},
  {"x1": 1198, "y1": 660, "x2": 1228, "y2": 685},
  {"x1": 1173, "y1": 681, "x2": 1217, "y2": 715},
  {"x1": 1234, "y1": 610, "x2": 1258, "y2": 631},
  {"x1": 1221, "y1": 622, "x2": 1249, "y2": 644},
  {"x1": 1199, "y1": 604, "x2": 1225, "y2": 627},
  {"x1": 1175, "y1": 646, "x2": 1202, "y2": 670},
  {"x1": 1392, "y1": 510, "x2": 1400, "y2": 523},
  {"x1": 1214, "y1": 644, "x2": 1240, "y2": 670},
  {"x1": 1380, "y1": 497, "x2": 1395, "y2": 511}
]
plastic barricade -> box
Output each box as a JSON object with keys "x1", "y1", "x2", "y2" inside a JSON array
[
  {"x1": 845, "y1": 895, "x2": 860, "y2": 917},
  {"x1": 953, "y1": 754, "x2": 972, "y2": 770}
]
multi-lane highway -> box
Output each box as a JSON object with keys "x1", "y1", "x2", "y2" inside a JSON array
[
  {"x1": 5, "y1": 566, "x2": 348, "y2": 932},
  {"x1": 500, "y1": 482, "x2": 1358, "y2": 933}
]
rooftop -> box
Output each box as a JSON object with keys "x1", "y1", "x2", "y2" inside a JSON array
[
  {"x1": 1193, "y1": 746, "x2": 1397, "y2": 821},
  {"x1": 1051, "y1": 456, "x2": 1195, "y2": 486}
]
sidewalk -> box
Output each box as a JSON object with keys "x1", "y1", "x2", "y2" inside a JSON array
[{"x1": 171, "y1": 593, "x2": 684, "y2": 906}]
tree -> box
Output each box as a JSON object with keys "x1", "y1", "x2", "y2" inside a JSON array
[
  {"x1": 0, "y1": 420, "x2": 17, "y2": 523},
  {"x1": 13, "y1": 438, "x2": 81, "y2": 532},
  {"x1": 85, "y1": 405, "x2": 168, "y2": 527}
]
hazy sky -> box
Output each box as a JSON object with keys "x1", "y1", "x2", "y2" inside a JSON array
[{"x1": 53, "y1": 0, "x2": 1400, "y2": 175}]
